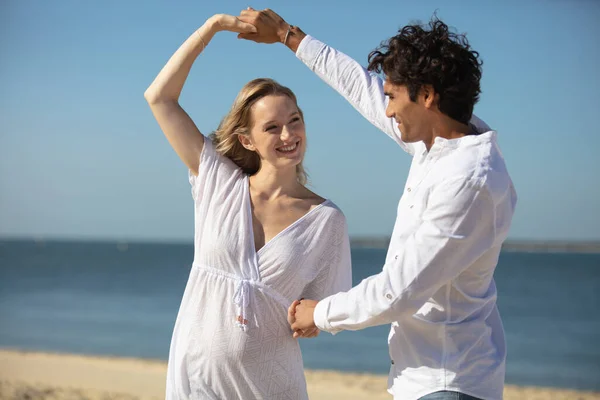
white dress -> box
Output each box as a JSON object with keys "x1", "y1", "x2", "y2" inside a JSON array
[{"x1": 165, "y1": 139, "x2": 353, "y2": 400}]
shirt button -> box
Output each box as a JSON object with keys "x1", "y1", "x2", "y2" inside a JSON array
[
  {"x1": 394, "y1": 255, "x2": 398, "y2": 260},
  {"x1": 386, "y1": 294, "x2": 392, "y2": 300},
  {"x1": 407, "y1": 188, "x2": 412, "y2": 192},
  {"x1": 409, "y1": 205, "x2": 414, "y2": 209},
  {"x1": 391, "y1": 360, "x2": 395, "y2": 365}
]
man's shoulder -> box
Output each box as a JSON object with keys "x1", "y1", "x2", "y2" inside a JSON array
[{"x1": 440, "y1": 133, "x2": 513, "y2": 195}]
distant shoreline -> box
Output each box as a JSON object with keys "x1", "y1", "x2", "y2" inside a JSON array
[
  {"x1": 349, "y1": 237, "x2": 600, "y2": 253},
  {"x1": 1, "y1": 237, "x2": 600, "y2": 254}
]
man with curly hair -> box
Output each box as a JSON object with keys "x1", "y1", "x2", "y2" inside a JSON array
[{"x1": 239, "y1": 8, "x2": 517, "y2": 400}]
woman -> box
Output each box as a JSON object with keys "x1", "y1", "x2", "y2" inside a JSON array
[{"x1": 144, "y1": 14, "x2": 352, "y2": 400}]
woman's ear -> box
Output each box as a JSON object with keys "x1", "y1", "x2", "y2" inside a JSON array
[{"x1": 238, "y1": 134, "x2": 256, "y2": 151}]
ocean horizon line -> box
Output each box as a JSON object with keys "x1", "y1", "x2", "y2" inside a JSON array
[{"x1": 1, "y1": 235, "x2": 600, "y2": 253}]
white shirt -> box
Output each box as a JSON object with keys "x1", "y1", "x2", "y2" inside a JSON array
[
  {"x1": 165, "y1": 139, "x2": 352, "y2": 399},
  {"x1": 297, "y1": 35, "x2": 517, "y2": 400}
]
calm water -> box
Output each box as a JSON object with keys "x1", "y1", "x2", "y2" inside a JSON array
[{"x1": 0, "y1": 240, "x2": 598, "y2": 390}]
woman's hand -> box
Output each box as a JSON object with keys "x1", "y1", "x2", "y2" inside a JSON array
[{"x1": 209, "y1": 14, "x2": 257, "y2": 35}]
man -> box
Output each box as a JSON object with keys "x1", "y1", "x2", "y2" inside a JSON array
[{"x1": 238, "y1": 8, "x2": 517, "y2": 400}]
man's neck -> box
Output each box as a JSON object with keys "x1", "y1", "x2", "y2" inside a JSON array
[{"x1": 425, "y1": 115, "x2": 474, "y2": 150}]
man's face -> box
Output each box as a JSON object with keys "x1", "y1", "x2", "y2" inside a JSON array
[{"x1": 383, "y1": 80, "x2": 432, "y2": 144}]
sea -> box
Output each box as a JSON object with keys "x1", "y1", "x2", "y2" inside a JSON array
[{"x1": 0, "y1": 240, "x2": 598, "y2": 391}]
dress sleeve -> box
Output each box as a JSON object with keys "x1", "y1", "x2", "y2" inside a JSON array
[{"x1": 188, "y1": 138, "x2": 244, "y2": 204}]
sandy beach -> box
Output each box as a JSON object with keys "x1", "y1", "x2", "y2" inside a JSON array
[{"x1": 0, "y1": 349, "x2": 598, "y2": 400}]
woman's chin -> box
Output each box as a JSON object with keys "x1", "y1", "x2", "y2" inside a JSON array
[{"x1": 273, "y1": 157, "x2": 303, "y2": 172}]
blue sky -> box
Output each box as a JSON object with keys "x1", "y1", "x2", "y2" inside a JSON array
[{"x1": 1, "y1": 0, "x2": 599, "y2": 242}]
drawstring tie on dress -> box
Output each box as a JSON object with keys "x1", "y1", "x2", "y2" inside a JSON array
[
  {"x1": 233, "y1": 279, "x2": 252, "y2": 331},
  {"x1": 193, "y1": 263, "x2": 293, "y2": 333}
]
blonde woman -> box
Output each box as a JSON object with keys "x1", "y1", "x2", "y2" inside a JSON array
[{"x1": 144, "y1": 14, "x2": 352, "y2": 400}]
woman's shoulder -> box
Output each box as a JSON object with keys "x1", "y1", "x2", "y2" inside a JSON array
[
  {"x1": 292, "y1": 188, "x2": 347, "y2": 230},
  {"x1": 312, "y1": 199, "x2": 348, "y2": 230}
]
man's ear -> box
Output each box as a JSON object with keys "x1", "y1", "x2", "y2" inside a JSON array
[
  {"x1": 421, "y1": 85, "x2": 437, "y2": 110},
  {"x1": 238, "y1": 134, "x2": 256, "y2": 151}
]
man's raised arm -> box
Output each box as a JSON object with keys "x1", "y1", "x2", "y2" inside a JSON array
[{"x1": 238, "y1": 8, "x2": 416, "y2": 155}]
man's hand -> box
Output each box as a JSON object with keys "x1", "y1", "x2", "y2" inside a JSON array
[
  {"x1": 237, "y1": 7, "x2": 289, "y2": 43},
  {"x1": 288, "y1": 299, "x2": 319, "y2": 338}
]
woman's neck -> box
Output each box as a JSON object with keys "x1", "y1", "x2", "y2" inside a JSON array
[{"x1": 249, "y1": 165, "x2": 302, "y2": 200}]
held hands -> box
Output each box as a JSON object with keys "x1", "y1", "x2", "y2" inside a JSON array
[
  {"x1": 209, "y1": 8, "x2": 292, "y2": 45},
  {"x1": 237, "y1": 7, "x2": 289, "y2": 43},
  {"x1": 287, "y1": 299, "x2": 319, "y2": 339}
]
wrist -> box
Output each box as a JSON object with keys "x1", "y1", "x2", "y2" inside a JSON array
[
  {"x1": 283, "y1": 25, "x2": 306, "y2": 53},
  {"x1": 277, "y1": 22, "x2": 291, "y2": 44}
]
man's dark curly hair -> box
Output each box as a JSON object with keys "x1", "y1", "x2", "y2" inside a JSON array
[{"x1": 368, "y1": 17, "x2": 482, "y2": 125}]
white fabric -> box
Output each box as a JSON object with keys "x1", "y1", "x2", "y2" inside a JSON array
[
  {"x1": 297, "y1": 35, "x2": 517, "y2": 400},
  {"x1": 165, "y1": 139, "x2": 352, "y2": 399}
]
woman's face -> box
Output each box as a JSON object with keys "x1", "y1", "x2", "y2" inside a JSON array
[{"x1": 240, "y1": 94, "x2": 306, "y2": 171}]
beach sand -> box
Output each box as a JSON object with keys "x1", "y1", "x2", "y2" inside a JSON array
[{"x1": 1, "y1": 350, "x2": 598, "y2": 400}]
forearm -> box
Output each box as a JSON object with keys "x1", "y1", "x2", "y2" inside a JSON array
[
  {"x1": 316, "y1": 184, "x2": 496, "y2": 333},
  {"x1": 144, "y1": 18, "x2": 219, "y2": 104},
  {"x1": 316, "y1": 240, "x2": 463, "y2": 333}
]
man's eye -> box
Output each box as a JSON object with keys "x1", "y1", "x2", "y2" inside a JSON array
[{"x1": 290, "y1": 117, "x2": 300, "y2": 123}]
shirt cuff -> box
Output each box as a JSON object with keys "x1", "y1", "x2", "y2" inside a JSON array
[
  {"x1": 314, "y1": 296, "x2": 342, "y2": 335},
  {"x1": 295, "y1": 34, "x2": 326, "y2": 71}
]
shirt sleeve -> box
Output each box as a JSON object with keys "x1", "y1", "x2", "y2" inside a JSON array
[
  {"x1": 296, "y1": 35, "x2": 416, "y2": 155},
  {"x1": 188, "y1": 138, "x2": 244, "y2": 204},
  {"x1": 313, "y1": 176, "x2": 497, "y2": 334},
  {"x1": 300, "y1": 211, "x2": 353, "y2": 301}
]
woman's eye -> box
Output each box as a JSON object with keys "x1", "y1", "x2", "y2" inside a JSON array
[
  {"x1": 290, "y1": 117, "x2": 300, "y2": 123},
  {"x1": 265, "y1": 125, "x2": 277, "y2": 131}
]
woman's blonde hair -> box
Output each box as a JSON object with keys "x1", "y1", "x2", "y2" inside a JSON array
[{"x1": 209, "y1": 78, "x2": 308, "y2": 185}]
